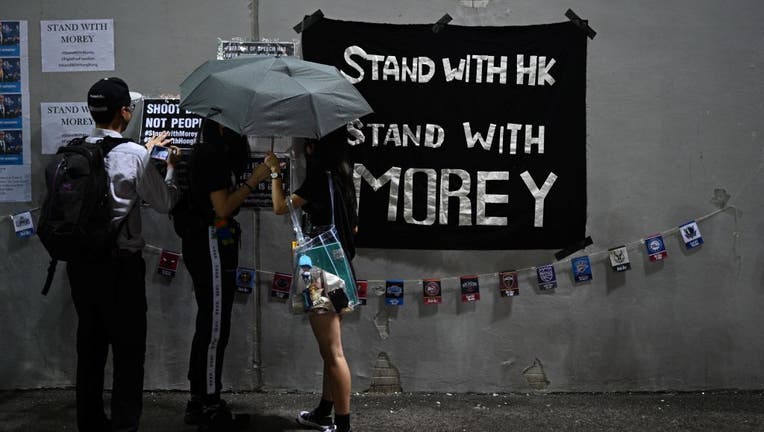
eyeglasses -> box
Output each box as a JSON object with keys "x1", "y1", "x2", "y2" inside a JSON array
[{"x1": 124, "y1": 102, "x2": 136, "y2": 113}]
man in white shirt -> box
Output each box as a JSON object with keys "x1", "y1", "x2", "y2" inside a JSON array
[{"x1": 67, "y1": 77, "x2": 180, "y2": 432}]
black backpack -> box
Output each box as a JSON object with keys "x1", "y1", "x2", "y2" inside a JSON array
[{"x1": 37, "y1": 135, "x2": 130, "y2": 295}]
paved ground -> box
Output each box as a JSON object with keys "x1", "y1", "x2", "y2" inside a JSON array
[{"x1": 0, "y1": 389, "x2": 763, "y2": 431}]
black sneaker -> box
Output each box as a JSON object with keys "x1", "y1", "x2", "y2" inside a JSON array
[
  {"x1": 198, "y1": 401, "x2": 250, "y2": 432},
  {"x1": 297, "y1": 410, "x2": 336, "y2": 431},
  {"x1": 184, "y1": 398, "x2": 205, "y2": 425}
]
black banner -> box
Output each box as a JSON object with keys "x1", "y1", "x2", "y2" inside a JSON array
[{"x1": 303, "y1": 19, "x2": 587, "y2": 249}]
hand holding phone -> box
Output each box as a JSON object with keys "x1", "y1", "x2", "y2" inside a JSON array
[{"x1": 150, "y1": 145, "x2": 170, "y2": 161}]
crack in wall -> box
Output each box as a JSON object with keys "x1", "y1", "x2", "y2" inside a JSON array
[{"x1": 522, "y1": 358, "x2": 550, "y2": 390}]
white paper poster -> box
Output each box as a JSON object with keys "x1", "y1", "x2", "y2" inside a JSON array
[
  {"x1": 0, "y1": 20, "x2": 30, "y2": 202},
  {"x1": 40, "y1": 102, "x2": 93, "y2": 154},
  {"x1": 40, "y1": 19, "x2": 114, "y2": 72}
]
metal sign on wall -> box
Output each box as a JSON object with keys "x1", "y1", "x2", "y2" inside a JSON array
[{"x1": 216, "y1": 40, "x2": 295, "y2": 60}]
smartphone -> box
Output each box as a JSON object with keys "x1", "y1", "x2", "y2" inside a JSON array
[{"x1": 150, "y1": 145, "x2": 170, "y2": 161}]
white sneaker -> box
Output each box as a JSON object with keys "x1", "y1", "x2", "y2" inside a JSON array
[{"x1": 296, "y1": 410, "x2": 336, "y2": 431}]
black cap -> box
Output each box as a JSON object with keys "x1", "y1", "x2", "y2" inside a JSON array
[{"x1": 87, "y1": 77, "x2": 131, "y2": 116}]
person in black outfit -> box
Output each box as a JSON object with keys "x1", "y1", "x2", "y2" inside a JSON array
[
  {"x1": 179, "y1": 119, "x2": 270, "y2": 430},
  {"x1": 264, "y1": 135, "x2": 358, "y2": 432},
  {"x1": 69, "y1": 77, "x2": 180, "y2": 431}
]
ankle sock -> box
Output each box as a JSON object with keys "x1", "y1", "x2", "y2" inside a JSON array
[
  {"x1": 334, "y1": 413, "x2": 350, "y2": 432},
  {"x1": 314, "y1": 398, "x2": 334, "y2": 417}
]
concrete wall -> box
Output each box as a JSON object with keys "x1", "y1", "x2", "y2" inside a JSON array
[{"x1": 1, "y1": 0, "x2": 763, "y2": 393}]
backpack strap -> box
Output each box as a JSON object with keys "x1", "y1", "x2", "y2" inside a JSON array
[
  {"x1": 97, "y1": 135, "x2": 131, "y2": 155},
  {"x1": 41, "y1": 259, "x2": 58, "y2": 296}
]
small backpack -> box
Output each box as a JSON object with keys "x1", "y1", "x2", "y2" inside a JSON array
[{"x1": 37, "y1": 135, "x2": 130, "y2": 295}]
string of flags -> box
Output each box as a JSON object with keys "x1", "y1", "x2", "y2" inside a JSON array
[{"x1": 4, "y1": 205, "x2": 733, "y2": 305}]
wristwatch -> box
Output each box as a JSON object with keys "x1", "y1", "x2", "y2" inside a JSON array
[{"x1": 270, "y1": 171, "x2": 280, "y2": 179}]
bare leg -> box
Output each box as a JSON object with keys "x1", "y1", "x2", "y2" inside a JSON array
[
  {"x1": 322, "y1": 363, "x2": 332, "y2": 402},
  {"x1": 309, "y1": 313, "x2": 350, "y2": 415}
]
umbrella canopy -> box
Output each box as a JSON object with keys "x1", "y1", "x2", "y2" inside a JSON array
[{"x1": 179, "y1": 55, "x2": 373, "y2": 138}]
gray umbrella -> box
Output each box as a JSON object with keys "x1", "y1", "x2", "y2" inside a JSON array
[{"x1": 179, "y1": 55, "x2": 373, "y2": 138}]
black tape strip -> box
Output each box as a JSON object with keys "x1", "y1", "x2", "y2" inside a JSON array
[
  {"x1": 554, "y1": 236, "x2": 594, "y2": 261},
  {"x1": 432, "y1": 13, "x2": 453, "y2": 34},
  {"x1": 293, "y1": 9, "x2": 324, "y2": 33},
  {"x1": 565, "y1": 9, "x2": 597, "y2": 40}
]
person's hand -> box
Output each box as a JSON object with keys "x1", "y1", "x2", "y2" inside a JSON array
[
  {"x1": 264, "y1": 151, "x2": 281, "y2": 172},
  {"x1": 251, "y1": 162, "x2": 271, "y2": 184},
  {"x1": 145, "y1": 131, "x2": 172, "y2": 153},
  {"x1": 166, "y1": 145, "x2": 181, "y2": 168}
]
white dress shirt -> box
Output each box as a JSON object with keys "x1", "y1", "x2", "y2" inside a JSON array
[{"x1": 87, "y1": 128, "x2": 179, "y2": 251}]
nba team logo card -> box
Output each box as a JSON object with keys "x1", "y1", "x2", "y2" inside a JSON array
[
  {"x1": 608, "y1": 245, "x2": 631, "y2": 272},
  {"x1": 271, "y1": 272, "x2": 291, "y2": 299},
  {"x1": 679, "y1": 221, "x2": 703, "y2": 250},
  {"x1": 422, "y1": 278, "x2": 442, "y2": 304},
  {"x1": 460, "y1": 275, "x2": 480, "y2": 302},
  {"x1": 235, "y1": 267, "x2": 256, "y2": 294},
  {"x1": 157, "y1": 250, "x2": 180, "y2": 277},
  {"x1": 645, "y1": 234, "x2": 668, "y2": 261},
  {"x1": 498, "y1": 270, "x2": 519, "y2": 297},
  {"x1": 536, "y1": 264, "x2": 557, "y2": 290},
  {"x1": 356, "y1": 280, "x2": 368, "y2": 305},
  {"x1": 11, "y1": 211, "x2": 34, "y2": 238},
  {"x1": 385, "y1": 280, "x2": 404, "y2": 306},
  {"x1": 571, "y1": 256, "x2": 592, "y2": 283}
]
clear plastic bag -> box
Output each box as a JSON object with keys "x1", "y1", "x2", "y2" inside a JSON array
[
  {"x1": 290, "y1": 229, "x2": 359, "y2": 314},
  {"x1": 286, "y1": 173, "x2": 358, "y2": 314}
]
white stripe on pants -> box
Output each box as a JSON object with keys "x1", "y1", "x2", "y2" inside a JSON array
[{"x1": 206, "y1": 226, "x2": 222, "y2": 395}]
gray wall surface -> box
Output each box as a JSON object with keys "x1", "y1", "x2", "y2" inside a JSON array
[{"x1": 1, "y1": 0, "x2": 763, "y2": 394}]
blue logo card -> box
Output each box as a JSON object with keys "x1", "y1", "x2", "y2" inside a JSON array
[
  {"x1": 645, "y1": 234, "x2": 668, "y2": 261},
  {"x1": 536, "y1": 264, "x2": 557, "y2": 290},
  {"x1": 679, "y1": 221, "x2": 703, "y2": 250},
  {"x1": 235, "y1": 267, "x2": 256, "y2": 294},
  {"x1": 12, "y1": 211, "x2": 34, "y2": 238},
  {"x1": 571, "y1": 256, "x2": 592, "y2": 282},
  {"x1": 385, "y1": 280, "x2": 404, "y2": 306}
]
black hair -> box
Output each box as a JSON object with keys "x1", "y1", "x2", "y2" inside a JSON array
[
  {"x1": 198, "y1": 118, "x2": 250, "y2": 178},
  {"x1": 305, "y1": 129, "x2": 357, "y2": 223},
  {"x1": 90, "y1": 108, "x2": 119, "y2": 125}
]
